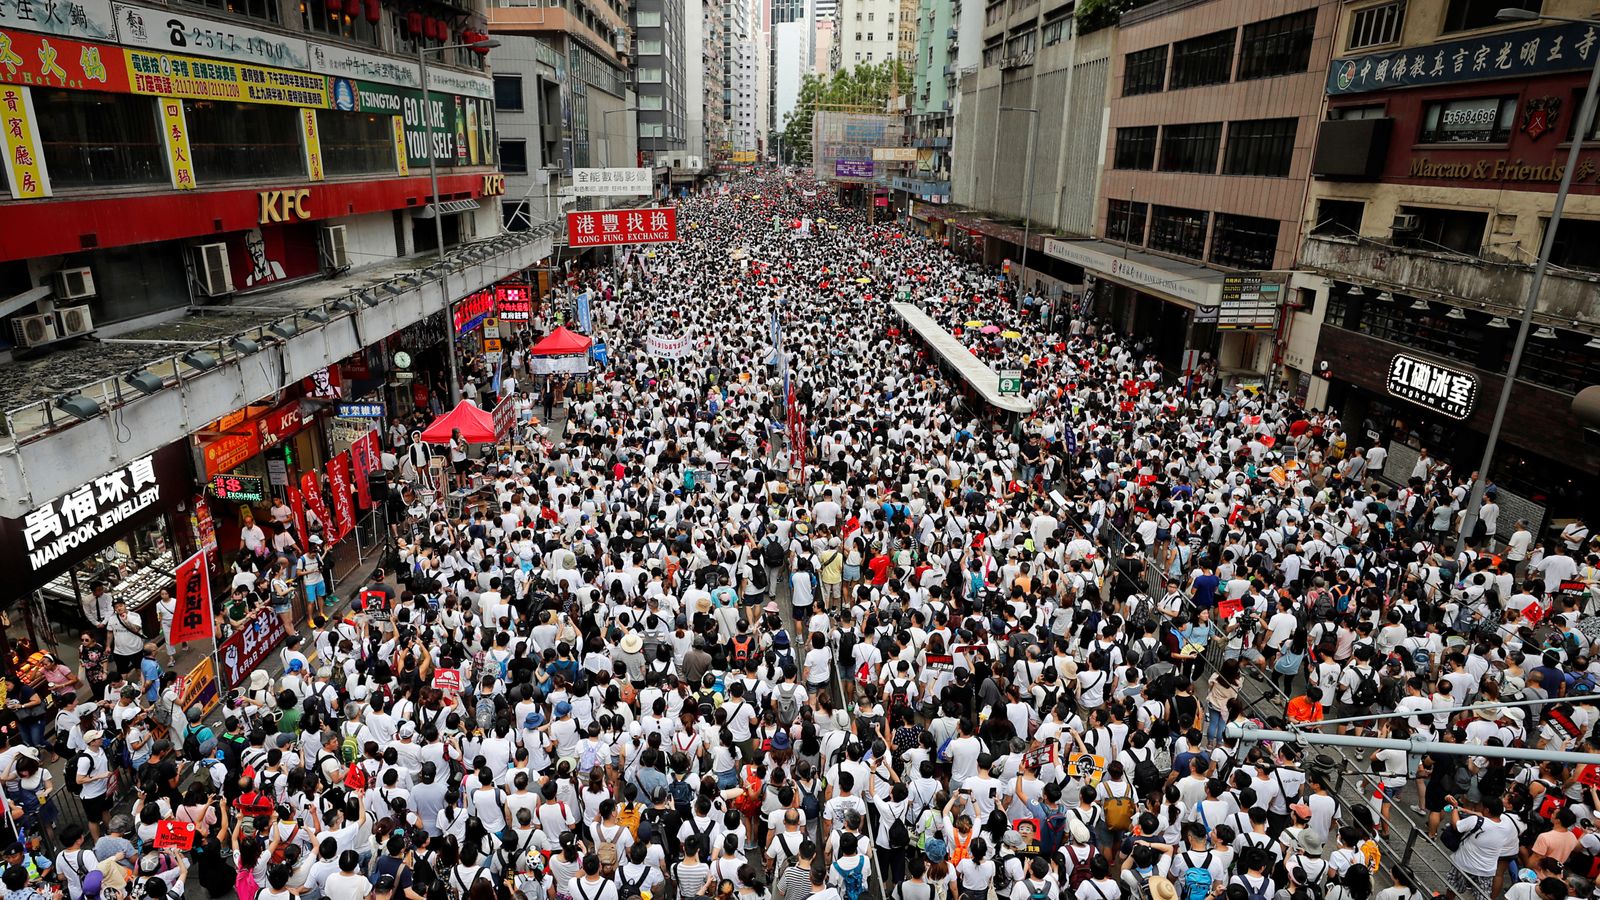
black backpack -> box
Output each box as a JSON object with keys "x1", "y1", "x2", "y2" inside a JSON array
[
  {"x1": 763, "y1": 538, "x2": 785, "y2": 568},
  {"x1": 887, "y1": 804, "x2": 911, "y2": 850},
  {"x1": 1351, "y1": 669, "x2": 1380, "y2": 708},
  {"x1": 1132, "y1": 748, "x2": 1163, "y2": 798}
]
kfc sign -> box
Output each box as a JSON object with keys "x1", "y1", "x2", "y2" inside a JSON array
[{"x1": 566, "y1": 207, "x2": 679, "y2": 248}]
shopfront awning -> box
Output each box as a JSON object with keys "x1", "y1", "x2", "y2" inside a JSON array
[
  {"x1": 418, "y1": 199, "x2": 483, "y2": 217},
  {"x1": 1043, "y1": 238, "x2": 1226, "y2": 310}
]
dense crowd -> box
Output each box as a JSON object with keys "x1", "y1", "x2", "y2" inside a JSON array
[{"x1": 7, "y1": 173, "x2": 1599, "y2": 900}]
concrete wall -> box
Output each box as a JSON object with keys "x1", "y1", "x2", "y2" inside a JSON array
[{"x1": 328, "y1": 210, "x2": 404, "y2": 265}]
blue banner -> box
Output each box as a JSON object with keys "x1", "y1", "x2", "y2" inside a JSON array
[
  {"x1": 592, "y1": 341, "x2": 609, "y2": 366},
  {"x1": 576, "y1": 291, "x2": 593, "y2": 333},
  {"x1": 1327, "y1": 20, "x2": 1599, "y2": 95}
]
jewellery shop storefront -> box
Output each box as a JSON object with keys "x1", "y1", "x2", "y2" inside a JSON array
[{"x1": 0, "y1": 441, "x2": 198, "y2": 676}]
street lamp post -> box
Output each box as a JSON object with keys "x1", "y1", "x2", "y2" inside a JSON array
[
  {"x1": 419, "y1": 37, "x2": 499, "y2": 407},
  {"x1": 1000, "y1": 106, "x2": 1039, "y2": 308},
  {"x1": 1455, "y1": 7, "x2": 1600, "y2": 553}
]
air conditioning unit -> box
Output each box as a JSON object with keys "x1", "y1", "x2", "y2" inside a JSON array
[
  {"x1": 1391, "y1": 213, "x2": 1420, "y2": 234},
  {"x1": 11, "y1": 313, "x2": 59, "y2": 349},
  {"x1": 321, "y1": 225, "x2": 350, "y2": 270},
  {"x1": 53, "y1": 266, "x2": 96, "y2": 300},
  {"x1": 56, "y1": 305, "x2": 94, "y2": 338},
  {"x1": 194, "y1": 242, "x2": 235, "y2": 297}
]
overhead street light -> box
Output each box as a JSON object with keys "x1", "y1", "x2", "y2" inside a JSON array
[
  {"x1": 180, "y1": 350, "x2": 219, "y2": 371},
  {"x1": 56, "y1": 394, "x2": 101, "y2": 421},
  {"x1": 124, "y1": 370, "x2": 165, "y2": 396}
]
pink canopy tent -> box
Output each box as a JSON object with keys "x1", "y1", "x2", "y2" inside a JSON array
[
  {"x1": 419, "y1": 400, "x2": 497, "y2": 444},
  {"x1": 528, "y1": 326, "x2": 592, "y2": 356}
]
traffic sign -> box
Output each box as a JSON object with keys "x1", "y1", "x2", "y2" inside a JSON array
[{"x1": 998, "y1": 370, "x2": 1022, "y2": 396}]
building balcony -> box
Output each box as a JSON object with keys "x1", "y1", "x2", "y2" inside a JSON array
[{"x1": 1299, "y1": 234, "x2": 1600, "y2": 330}]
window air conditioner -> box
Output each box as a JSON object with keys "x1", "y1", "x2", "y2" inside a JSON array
[
  {"x1": 195, "y1": 243, "x2": 236, "y2": 296},
  {"x1": 1391, "y1": 213, "x2": 1420, "y2": 234}
]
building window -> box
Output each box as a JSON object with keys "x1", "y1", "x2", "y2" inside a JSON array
[
  {"x1": 1443, "y1": 0, "x2": 1539, "y2": 33},
  {"x1": 1329, "y1": 104, "x2": 1386, "y2": 119},
  {"x1": 1223, "y1": 117, "x2": 1297, "y2": 177},
  {"x1": 1107, "y1": 199, "x2": 1149, "y2": 244},
  {"x1": 318, "y1": 111, "x2": 397, "y2": 176},
  {"x1": 1169, "y1": 29, "x2": 1235, "y2": 89},
  {"x1": 1159, "y1": 122, "x2": 1222, "y2": 174},
  {"x1": 1005, "y1": 29, "x2": 1035, "y2": 57},
  {"x1": 494, "y1": 75, "x2": 524, "y2": 112},
  {"x1": 983, "y1": 43, "x2": 1003, "y2": 67},
  {"x1": 637, "y1": 10, "x2": 661, "y2": 26},
  {"x1": 500, "y1": 139, "x2": 528, "y2": 174},
  {"x1": 1348, "y1": 1, "x2": 1405, "y2": 50},
  {"x1": 1149, "y1": 206, "x2": 1208, "y2": 259},
  {"x1": 1113, "y1": 126, "x2": 1158, "y2": 170},
  {"x1": 1398, "y1": 206, "x2": 1487, "y2": 254},
  {"x1": 1419, "y1": 96, "x2": 1515, "y2": 143},
  {"x1": 1238, "y1": 10, "x2": 1316, "y2": 80},
  {"x1": 1043, "y1": 15, "x2": 1069, "y2": 45},
  {"x1": 32, "y1": 90, "x2": 165, "y2": 188},
  {"x1": 639, "y1": 95, "x2": 665, "y2": 110},
  {"x1": 301, "y1": 0, "x2": 380, "y2": 44},
  {"x1": 178, "y1": 0, "x2": 277, "y2": 23},
  {"x1": 638, "y1": 67, "x2": 664, "y2": 83},
  {"x1": 183, "y1": 101, "x2": 301, "y2": 181},
  {"x1": 1210, "y1": 213, "x2": 1280, "y2": 269},
  {"x1": 1123, "y1": 45, "x2": 1167, "y2": 96},
  {"x1": 1313, "y1": 199, "x2": 1365, "y2": 236},
  {"x1": 638, "y1": 39, "x2": 663, "y2": 54},
  {"x1": 1545, "y1": 216, "x2": 1600, "y2": 273}
]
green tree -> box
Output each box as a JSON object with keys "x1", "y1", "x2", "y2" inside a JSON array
[{"x1": 777, "y1": 60, "x2": 907, "y2": 165}]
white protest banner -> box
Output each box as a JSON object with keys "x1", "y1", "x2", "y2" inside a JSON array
[{"x1": 645, "y1": 334, "x2": 693, "y2": 359}]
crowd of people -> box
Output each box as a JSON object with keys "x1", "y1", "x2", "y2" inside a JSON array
[{"x1": 7, "y1": 173, "x2": 1599, "y2": 900}]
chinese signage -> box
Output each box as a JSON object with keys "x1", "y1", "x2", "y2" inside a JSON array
[
  {"x1": 210, "y1": 473, "x2": 265, "y2": 502},
  {"x1": 219, "y1": 606, "x2": 288, "y2": 688},
  {"x1": 426, "y1": 65, "x2": 491, "y2": 100},
  {"x1": 300, "y1": 107, "x2": 322, "y2": 181},
  {"x1": 834, "y1": 158, "x2": 874, "y2": 178},
  {"x1": 492, "y1": 393, "x2": 515, "y2": 441},
  {"x1": 0, "y1": 0, "x2": 116, "y2": 40},
  {"x1": 310, "y1": 44, "x2": 420, "y2": 89},
  {"x1": 201, "y1": 424, "x2": 260, "y2": 477},
  {"x1": 566, "y1": 207, "x2": 679, "y2": 248},
  {"x1": 0, "y1": 29, "x2": 125, "y2": 91},
  {"x1": 1328, "y1": 20, "x2": 1600, "y2": 95},
  {"x1": 326, "y1": 452, "x2": 354, "y2": 539},
  {"x1": 169, "y1": 550, "x2": 213, "y2": 645},
  {"x1": 730, "y1": 150, "x2": 757, "y2": 164},
  {"x1": 495, "y1": 283, "x2": 532, "y2": 320},
  {"x1": 571, "y1": 167, "x2": 652, "y2": 197},
  {"x1": 1042, "y1": 238, "x2": 1222, "y2": 307},
  {"x1": 112, "y1": 2, "x2": 311, "y2": 70},
  {"x1": 454, "y1": 289, "x2": 494, "y2": 334},
  {"x1": 1217, "y1": 274, "x2": 1282, "y2": 331},
  {"x1": 125, "y1": 48, "x2": 328, "y2": 106},
  {"x1": 159, "y1": 97, "x2": 195, "y2": 190},
  {"x1": 335, "y1": 401, "x2": 385, "y2": 419},
  {"x1": 1386, "y1": 353, "x2": 1479, "y2": 421},
  {"x1": 0, "y1": 442, "x2": 189, "y2": 587},
  {"x1": 1, "y1": 86, "x2": 48, "y2": 199}
]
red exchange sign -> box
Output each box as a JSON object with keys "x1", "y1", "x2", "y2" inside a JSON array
[{"x1": 566, "y1": 207, "x2": 678, "y2": 248}]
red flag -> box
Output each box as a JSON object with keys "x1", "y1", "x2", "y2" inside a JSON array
[
  {"x1": 1218, "y1": 597, "x2": 1244, "y2": 619},
  {"x1": 169, "y1": 550, "x2": 212, "y2": 645},
  {"x1": 301, "y1": 470, "x2": 330, "y2": 540},
  {"x1": 326, "y1": 452, "x2": 355, "y2": 539},
  {"x1": 286, "y1": 485, "x2": 308, "y2": 542}
]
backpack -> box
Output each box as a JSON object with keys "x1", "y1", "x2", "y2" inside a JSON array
[
  {"x1": 1240, "y1": 875, "x2": 1272, "y2": 900},
  {"x1": 1024, "y1": 881, "x2": 1051, "y2": 900},
  {"x1": 1064, "y1": 844, "x2": 1095, "y2": 893},
  {"x1": 182, "y1": 727, "x2": 203, "y2": 764},
  {"x1": 618, "y1": 802, "x2": 642, "y2": 839},
  {"x1": 64, "y1": 752, "x2": 87, "y2": 795},
  {"x1": 731, "y1": 635, "x2": 755, "y2": 667},
  {"x1": 268, "y1": 824, "x2": 300, "y2": 865},
  {"x1": 775, "y1": 684, "x2": 802, "y2": 725},
  {"x1": 763, "y1": 538, "x2": 785, "y2": 568},
  {"x1": 1351, "y1": 669, "x2": 1380, "y2": 708},
  {"x1": 1041, "y1": 804, "x2": 1070, "y2": 856},
  {"x1": 1104, "y1": 783, "x2": 1135, "y2": 831},
  {"x1": 596, "y1": 824, "x2": 621, "y2": 875},
  {"x1": 1309, "y1": 591, "x2": 1335, "y2": 622},
  {"x1": 1132, "y1": 749, "x2": 1163, "y2": 798},
  {"x1": 1181, "y1": 854, "x2": 1213, "y2": 900},
  {"x1": 887, "y1": 803, "x2": 912, "y2": 850},
  {"x1": 833, "y1": 858, "x2": 867, "y2": 900},
  {"x1": 888, "y1": 678, "x2": 913, "y2": 712},
  {"x1": 340, "y1": 727, "x2": 361, "y2": 763},
  {"x1": 668, "y1": 777, "x2": 694, "y2": 815}
]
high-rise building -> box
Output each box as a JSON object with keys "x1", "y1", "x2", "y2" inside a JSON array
[
  {"x1": 769, "y1": 0, "x2": 815, "y2": 153},
  {"x1": 632, "y1": 0, "x2": 690, "y2": 165},
  {"x1": 691, "y1": 0, "x2": 729, "y2": 161},
  {"x1": 814, "y1": 0, "x2": 839, "y2": 21},
  {"x1": 816, "y1": 18, "x2": 838, "y2": 76},
  {"x1": 723, "y1": 0, "x2": 760, "y2": 151},
  {"x1": 831, "y1": 0, "x2": 901, "y2": 70}
]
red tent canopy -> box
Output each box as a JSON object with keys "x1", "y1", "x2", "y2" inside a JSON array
[
  {"x1": 528, "y1": 326, "x2": 592, "y2": 356},
  {"x1": 419, "y1": 400, "x2": 496, "y2": 444}
]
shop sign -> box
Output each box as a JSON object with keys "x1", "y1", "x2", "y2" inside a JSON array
[
  {"x1": 872, "y1": 147, "x2": 918, "y2": 162},
  {"x1": 351, "y1": 80, "x2": 461, "y2": 167},
  {"x1": 1407, "y1": 155, "x2": 1600, "y2": 184},
  {"x1": 112, "y1": 2, "x2": 310, "y2": 70},
  {"x1": 0, "y1": 31, "x2": 128, "y2": 91},
  {"x1": 125, "y1": 49, "x2": 328, "y2": 106},
  {"x1": 1217, "y1": 274, "x2": 1281, "y2": 331},
  {"x1": 566, "y1": 207, "x2": 679, "y2": 248},
  {"x1": 210, "y1": 473, "x2": 265, "y2": 503},
  {"x1": 303, "y1": 365, "x2": 342, "y2": 399},
  {"x1": 425, "y1": 66, "x2": 490, "y2": 100},
  {"x1": 0, "y1": 0, "x2": 116, "y2": 40},
  {"x1": 496, "y1": 283, "x2": 532, "y2": 320},
  {"x1": 201, "y1": 425, "x2": 259, "y2": 477},
  {"x1": 1, "y1": 85, "x2": 48, "y2": 200},
  {"x1": 335, "y1": 401, "x2": 385, "y2": 419},
  {"x1": 219, "y1": 606, "x2": 287, "y2": 689},
  {"x1": 309, "y1": 45, "x2": 420, "y2": 90},
  {"x1": 258, "y1": 189, "x2": 310, "y2": 224},
  {"x1": 1386, "y1": 353, "x2": 1478, "y2": 421},
  {"x1": 571, "y1": 167, "x2": 652, "y2": 197},
  {"x1": 257, "y1": 400, "x2": 305, "y2": 448},
  {"x1": 834, "y1": 158, "x2": 874, "y2": 178},
  {"x1": 454, "y1": 289, "x2": 494, "y2": 334},
  {"x1": 481, "y1": 173, "x2": 505, "y2": 196},
  {"x1": 1328, "y1": 20, "x2": 1600, "y2": 96},
  {"x1": 1042, "y1": 238, "x2": 1220, "y2": 307},
  {"x1": 0, "y1": 442, "x2": 190, "y2": 585}
]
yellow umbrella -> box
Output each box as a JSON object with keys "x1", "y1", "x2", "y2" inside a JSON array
[
  {"x1": 964, "y1": 320, "x2": 984, "y2": 328},
  {"x1": 1001, "y1": 330, "x2": 1022, "y2": 339},
  {"x1": 855, "y1": 277, "x2": 871, "y2": 284}
]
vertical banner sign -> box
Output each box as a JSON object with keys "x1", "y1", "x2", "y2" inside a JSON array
[
  {"x1": 326, "y1": 452, "x2": 355, "y2": 539},
  {"x1": 159, "y1": 97, "x2": 196, "y2": 190},
  {"x1": 465, "y1": 100, "x2": 480, "y2": 165},
  {"x1": 285, "y1": 485, "x2": 308, "y2": 542},
  {"x1": 350, "y1": 432, "x2": 375, "y2": 510},
  {"x1": 300, "y1": 470, "x2": 331, "y2": 540},
  {"x1": 391, "y1": 116, "x2": 409, "y2": 176},
  {"x1": 300, "y1": 107, "x2": 324, "y2": 181},
  {"x1": 169, "y1": 550, "x2": 213, "y2": 644},
  {"x1": 576, "y1": 291, "x2": 592, "y2": 333},
  {"x1": 1, "y1": 86, "x2": 49, "y2": 199}
]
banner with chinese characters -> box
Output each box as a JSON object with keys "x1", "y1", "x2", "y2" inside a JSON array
[
  {"x1": 0, "y1": 30, "x2": 125, "y2": 90},
  {"x1": 300, "y1": 470, "x2": 330, "y2": 539},
  {"x1": 299, "y1": 107, "x2": 323, "y2": 181},
  {"x1": 1327, "y1": 20, "x2": 1600, "y2": 96},
  {"x1": 158, "y1": 97, "x2": 196, "y2": 190},
  {"x1": 325, "y1": 452, "x2": 355, "y2": 539},
  {"x1": 390, "y1": 114, "x2": 408, "y2": 175},
  {"x1": 169, "y1": 550, "x2": 213, "y2": 645},
  {"x1": 112, "y1": 2, "x2": 311, "y2": 70},
  {"x1": 0, "y1": 442, "x2": 191, "y2": 590},
  {"x1": 218, "y1": 606, "x2": 287, "y2": 688},
  {"x1": 566, "y1": 207, "x2": 679, "y2": 248},
  {"x1": 571, "y1": 167, "x2": 653, "y2": 197},
  {"x1": 125, "y1": 48, "x2": 328, "y2": 107},
  {"x1": 350, "y1": 430, "x2": 377, "y2": 509},
  {"x1": 0, "y1": 85, "x2": 48, "y2": 199},
  {"x1": 1, "y1": 0, "x2": 117, "y2": 40},
  {"x1": 285, "y1": 485, "x2": 308, "y2": 545}
]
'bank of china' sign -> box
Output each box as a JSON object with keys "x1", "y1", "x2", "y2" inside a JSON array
[
  {"x1": 22, "y1": 454, "x2": 162, "y2": 571},
  {"x1": 1386, "y1": 353, "x2": 1478, "y2": 421}
]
